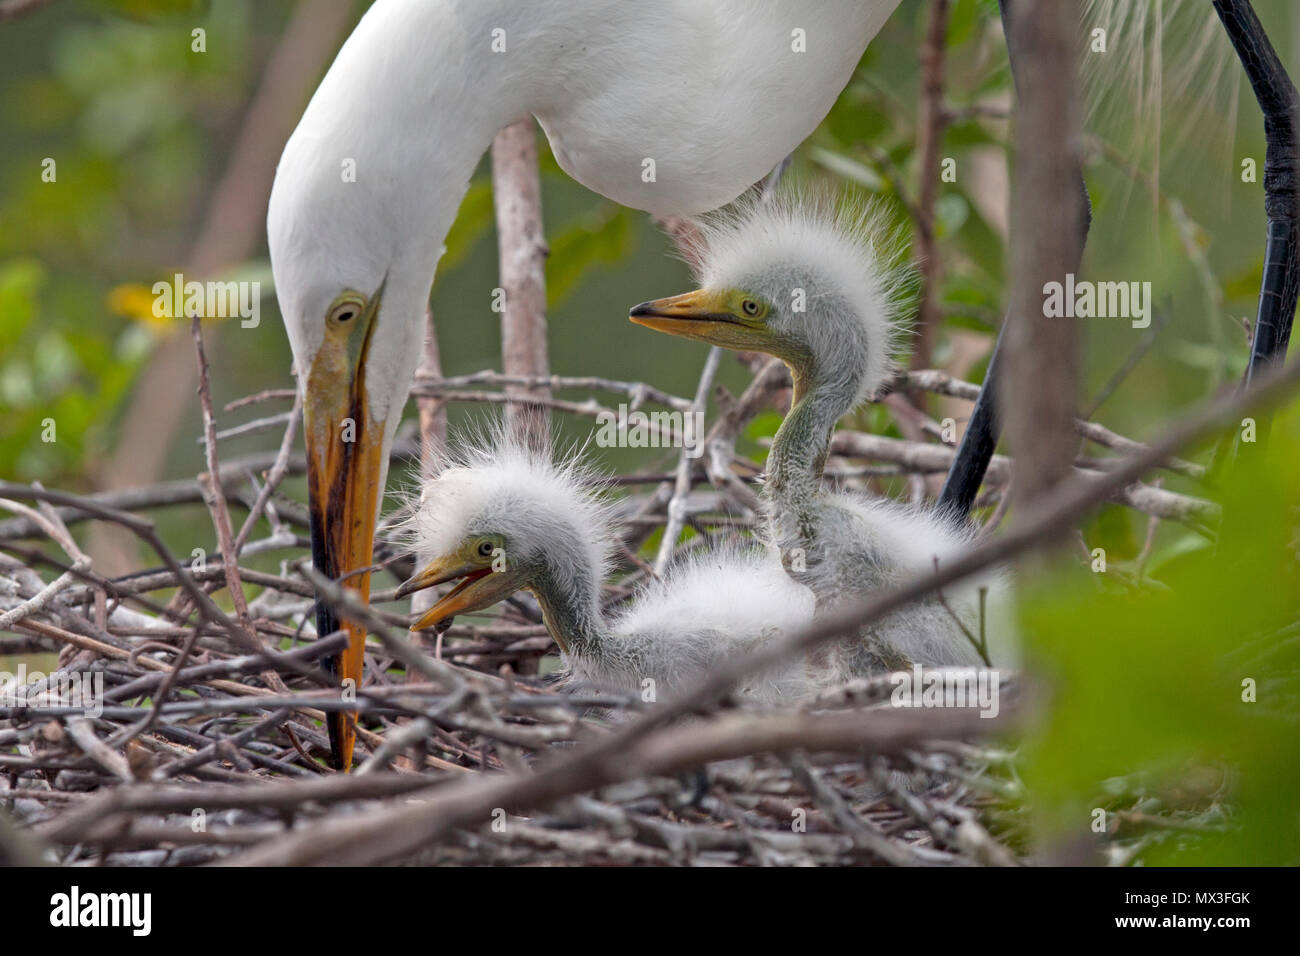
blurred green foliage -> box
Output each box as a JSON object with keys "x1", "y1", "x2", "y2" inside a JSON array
[
  {"x1": 1020, "y1": 401, "x2": 1300, "y2": 864},
  {"x1": 0, "y1": 256, "x2": 147, "y2": 477},
  {"x1": 1, "y1": 0, "x2": 262, "y2": 480}
]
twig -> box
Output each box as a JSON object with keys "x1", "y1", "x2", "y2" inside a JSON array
[
  {"x1": 830, "y1": 432, "x2": 1217, "y2": 526},
  {"x1": 224, "y1": 388, "x2": 296, "y2": 412},
  {"x1": 0, "y1": 494, "x2": 91, "y2": 629},
  {"x1": 233, "y1": 389, "x2": 302, "y2": 553},
  {"x1": 192, "y1": 317, "x2": 288, "y2": 697},
  {"x1": 413, "y1": 369, "x2": 692, "y2": 412},
  {"x1": 787, "y1": 753, "x2": 926, "y2": 866},
  {"x1": 65, "y1": 719, "x2": 133, "y2": 784},
  {"x1": 193, "y1": 317, "x2": 255, "y2": 637},
  {"x1": 910, "y1": 0, "x2": 952, "y2": 375},
  {"x1": 492, "y1": 117, "x2": 551, "y2": 451},
  {"x1": 654, "y1": 347, "x2": 721, "y2": 574}
]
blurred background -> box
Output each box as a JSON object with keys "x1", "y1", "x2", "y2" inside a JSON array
[{"x1": 2, "y1": 0, "x2": 1298, "y2": 863}]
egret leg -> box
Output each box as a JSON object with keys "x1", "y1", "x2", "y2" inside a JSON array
[
  {"x1": 938, "y1": 324, "x2": 1004, "y2": 519},
  {"x1": 936, "y1": 0, "x2": 1091, "y2": 519},
  {"x1": 1212, "y1": 0, "x2": 1298, "y2": 427}
]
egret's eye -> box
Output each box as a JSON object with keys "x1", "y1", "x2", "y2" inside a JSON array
[
  {"x1": 327, "y1": 293, "x2": 367, "y2": 328},
  {"x1": 476, "y1": 540, "x2": 496, "y2": 558},
  {"x1": 741, "y1": 298, "x2": 761, "y2": 317}
]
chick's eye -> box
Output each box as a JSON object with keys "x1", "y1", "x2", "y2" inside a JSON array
[
  {"x1": 741, "y1": 299, "x2": 760, "y2": 317},
  {"x1": 477, "y1": 540, "x2": 495, "y2": 557}
]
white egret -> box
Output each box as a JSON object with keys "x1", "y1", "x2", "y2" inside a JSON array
[
  {"x1": 630, "y1": 195, "x2": 1000, "y2": 673},
  {"x1": 266, "y1": 0, "x2": 1297, "y2": 769},
  {"x1": 267, "y1": 0, "x2": 902, "y2": 768},
  {"x1": 394, "y1": 439, "x2": 817, "y2": 703}
]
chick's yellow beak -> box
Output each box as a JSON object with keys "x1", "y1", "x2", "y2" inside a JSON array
[
  {"x1": 629, "y1": 289, "x2": 769, "y2": 350},
  {"x1": 400, "y1": 555, "x2": 522, "y2": 632}
]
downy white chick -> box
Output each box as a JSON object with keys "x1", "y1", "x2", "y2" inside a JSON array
[
  {"x1": 630, "y1": 194, "x2": 1006, "y2": 675},
  {"x1": 395, "y1": 439, "x2": 816, "y2": 703}
]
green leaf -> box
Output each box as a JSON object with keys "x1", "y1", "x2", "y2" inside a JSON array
[
  {"x1": 546, "y1": 205, "x2": 633, "y2": 307},
  {"x1": 808, "y1": 147, "x2": 885, "y2": 192},
  {"x1": 441, "y1": 179, "x2": 494, "y2": 272}
]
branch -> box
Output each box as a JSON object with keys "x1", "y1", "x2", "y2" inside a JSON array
[
  {"x1": 1001, "y1": 0, "x2": 1086, "y2": 523},
  {"x1": 492, "y1": 117, "x2": 551, "y2": 451}
]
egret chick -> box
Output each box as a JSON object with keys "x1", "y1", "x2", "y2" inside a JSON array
[
  {"x1": 631, "y1": 195, "x2": 1003, "y2": 674},
  {"x1": 395, "y1": 440, "x2": 816, "y2": 704}
]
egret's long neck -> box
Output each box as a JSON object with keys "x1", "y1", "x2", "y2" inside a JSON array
[
  {"x1": 292, "y1": 0, "x2": 579, "y2": 280},
  {"x1": 763, "y1": 348, "x2": 864, "y2": 589},
  {"x1": 767, "y1": 357, "x2": 862, "y2": 510},
  {"x1": 272, "y1": 0, "x2": 584, "y2": 438},
  {"x1": 529, "y1": 554, "x2": 607, "y2": 660}
]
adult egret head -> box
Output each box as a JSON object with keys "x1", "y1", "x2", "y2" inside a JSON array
[
  {"x1": 268, "y1": 123, "x2": 437, "y2": 769},
  {"x1": 268, "y1": 0, "x2": 901, "y2": 768}
]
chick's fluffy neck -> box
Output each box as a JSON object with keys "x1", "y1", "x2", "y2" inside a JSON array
[
  {"x1": 767, "y1": 358, "x2": 861, "y2": 509},
  {"x1": 528, "y1": 561, "x2": 606, "y2": 660}
]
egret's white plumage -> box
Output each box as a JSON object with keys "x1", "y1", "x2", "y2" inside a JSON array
[
  {"x1": 269, "y1": 0, "x2": 901, "y2": 439},
  {"x1": 398, "y1": 437, "x2": 816, "y2": 703},
  {"x1": 636, "y1": 193, "x2": 1006, "y2": 672}
]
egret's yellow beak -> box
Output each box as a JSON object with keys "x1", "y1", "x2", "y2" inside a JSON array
[
  {"x1": 629, "y1": 290, "x2": 770, "y2": 350},
  {"x1": 399, "y1": 555, "x2": 523, "y2": 633},
  {"x1": 304, "y1": 286, "x2": 386, "y2": 772}
]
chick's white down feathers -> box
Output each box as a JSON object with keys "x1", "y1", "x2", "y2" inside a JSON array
[
  {"x1": 396, "y1": 437, "x2": 816, "y2": 703},
  {"x1": 689, "y1": 191, "x2": 911, "y2": 405},
  {"x1": 401, "y1": 439, "x2": 616, "y2": 594},
  {"x1": 684, "y1": 193, "x2": 1010, "y2": 669}
]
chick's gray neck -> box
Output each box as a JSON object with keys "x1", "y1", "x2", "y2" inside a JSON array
[
  {"x1": 764, "y1": 355, "x2": 864, "y2": 597},
  {"x1": 529, "y1": 555, "x2": 606, "y2": 660},
  {"x1": 767, "y1": 358, "x2": 862, "y2": 508}
]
